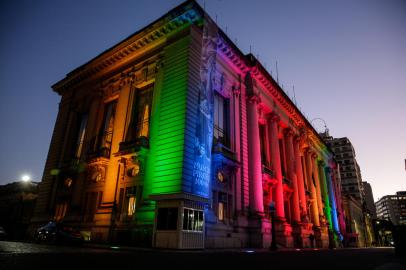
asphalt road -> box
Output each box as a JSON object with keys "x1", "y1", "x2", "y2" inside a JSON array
[{"x1": 0, "y1": 241, "x2": 405, "y2": 270}]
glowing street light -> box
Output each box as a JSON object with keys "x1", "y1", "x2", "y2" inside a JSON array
[{"x1": 21, "y1": 175, "x2": 31, "y2": 182}]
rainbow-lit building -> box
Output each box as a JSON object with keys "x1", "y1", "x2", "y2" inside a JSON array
[{"x1": 32, "y1": 0, "x2": 346, "y2": 249}]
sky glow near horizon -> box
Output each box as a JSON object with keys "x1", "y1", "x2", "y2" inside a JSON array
[{"x1": 0, "y1": 0, "x2": 405, "y2": 200}]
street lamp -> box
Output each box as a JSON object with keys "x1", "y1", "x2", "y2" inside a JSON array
[
  {"x1": 21, "y1": 174, "x2": 31, "y2": 182},
  {"x1": 269, "y1": 201, "x2": 277, "y2": 251}
]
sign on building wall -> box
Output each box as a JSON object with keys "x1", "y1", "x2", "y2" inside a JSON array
[{"x1": 191, "y1": 16, "x2": 218, "y2": 198}]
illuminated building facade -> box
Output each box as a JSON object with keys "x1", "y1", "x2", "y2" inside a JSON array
[{"x1": 32, "y1": 0, "x2": 345, "y2": 249}]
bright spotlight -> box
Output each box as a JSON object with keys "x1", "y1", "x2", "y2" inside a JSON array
[{"x1": 22, "y1": 175, "x2": 31, "y2": 182}]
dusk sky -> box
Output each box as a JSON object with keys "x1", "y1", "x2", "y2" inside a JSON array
[{"x1": 0, "y1": 0, "x2": 405, "y2": 201}]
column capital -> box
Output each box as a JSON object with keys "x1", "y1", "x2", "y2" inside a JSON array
[
  {"x1": 258, "y1": 105, "x2": 267, "y2": 124},
  {"x1": 304, "y1": 147, "x2": 313, "y2": 156},
  {"x1": 311, "y1": 152, "x2": 318, "y2": 159},
  {"x1": 232, "y1": 85, "x2": 241, "y2": 97},
  {"x1": 318, "y1": 159, "x2": 326, "y2": 166},
  {"x1": 267, "y1": 112, "x2": 280, "y2": 123},
  {"x1": 283, "y1": 128, "x2": 295, "y2": 138},
  {"x1": 247, "y1": 94, "x2": 261, "y2": 104}
]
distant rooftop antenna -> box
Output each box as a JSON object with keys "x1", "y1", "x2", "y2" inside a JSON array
[
  {"x1": 203, "y1": 0, "x2": 206, "y2": 11},
  {"x1": 249, "y1": 45, "x2": 252, "y2": 54},
  {"x1": 293, "y1": 85, "x2": 297, "y2": 105},
  {"x1": 215, "y1": 14, "x2": 218, "y2": 24},
  {"x1": 276, "y1": 60, "x2": 279, "y2": 83}
]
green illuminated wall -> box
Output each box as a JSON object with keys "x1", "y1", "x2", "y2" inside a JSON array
[{"x1": 144, "y1": 34, "x2": 191, "y2": 198}]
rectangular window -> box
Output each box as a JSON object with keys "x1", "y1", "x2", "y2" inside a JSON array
[
  {"x1": 83, "y1": 191, "x2": 98, "y2": 222},
  {"x1": 259, "y1": 125, "x2": 268, "y2": 165},
  {"x1": 125, "y1": 186, "x2": 137, "y2": 218},
  {"x1": 156, "y1": 207, "x2": 178, "y2": 231},
  {"x1": 128, "y1": 196, "x2": 136, "y2": 217},
  {"x1": 279, "y1": 139, "x2": 286, "y2": 176},
  {"x1": 98, "y1": 100, "x2": 117, "y2": 157},
  {"x1": 218, "y1": 202, "x2": 224, "y2": 221},
  {"x1": 182, "y1": 208, "x2": 204, "y2": 232},
  {"x1": 218, "y1": 192, "x2": 228, "y2": 221},
  {"x1": 74, "y1": 114, "x2": 88, "y2": 159},
  {"x1": 54, "y1": 202, "x2": 68, "y2": 222},
  {"x1": 301, "y1": 156, "x2": 308, "y2": 190},
  {"x1": 125, "y1": 85, "x2": 154, "y2": 142},
  {"x1": 213, "y1": 93, "x2": 229, "y2": 147}
]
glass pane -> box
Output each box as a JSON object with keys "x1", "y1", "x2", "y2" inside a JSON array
[
  {"x1": 197, "y1": 211, "x2": 204, "y2": 231},
  {"x1": 75, "y1": 114, "x2": 88, "y2": 158},
  {"x1": 167, "y1": 208, "x2": 178, "y2": 230},
  {"x1": 183, "y1": 209, "x2": 188, "y2": 230},
  {"x1": 127, "y1": 196, "x2": 136, "y2": 217},
  {"x1": 218, "y1": 202, "x2": 224, "y2": 221},
  {"x1": 188, "y1": 209, "x2": 193, "y2": 230},
  {"x1": 193, "y1": 210, "x2": 199, "y2": 231},
  {"x1": 156, "y1": 208, "x2": 168, "y2": 230}
]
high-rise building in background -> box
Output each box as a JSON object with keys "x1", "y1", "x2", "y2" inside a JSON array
[
  {"x1": 322, "y1": 135, "x2": 364, "y2": 203},
  {"x1": 31, "y1": 0, "x2": 346, "y2": 249},
  {"x1": 321, "y1": 132, "x2": 374, "y2": 247},
  {"x1": 376, "y1": 191, "x2": 406, "y2": 226},
  {"x1": 363, "y1": 181, "x2": 377, "y2": 219}
]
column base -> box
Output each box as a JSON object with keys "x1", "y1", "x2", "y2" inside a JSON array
[
  {"x1": 292, "y1": 222, "x2": 314, "y2": 248},
  {"x1": 248, "y1": 216, "x2": 271, "y2": 248},
  {"x1": 314, "y1": 225, "x2": 329, "y2": 248},
  {"x1": 274, "y1": 219, "x2": 293, "y2": 248}
]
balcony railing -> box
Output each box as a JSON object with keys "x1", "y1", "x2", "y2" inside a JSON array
[
  {"x1": 262, "y1": 164, "x2": 274, "y2": 178},
  {"x1": 212, "y1": 142, "x2": 237, "y2": 161},
  {"x1": 119, "y1": 136, "x2": 149, "y2": 154},
  {"x1": 283, "y1": 177, "x2": 292, "y2": 186}
]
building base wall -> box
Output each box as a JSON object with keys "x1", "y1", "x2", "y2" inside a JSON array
[
  {"x1": 292, "y1": 222, "x2": 314, "y2": 248},
  {"x1": 314, "y1": 226, "x2": 329, "y2": 248},
  {"x1": 274, "y1": 220, "x2": 294, "y2": 248}
]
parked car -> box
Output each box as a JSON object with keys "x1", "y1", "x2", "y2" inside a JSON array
[
  {"x1": 34, "y1": 221, "x2": 84, "y2": 245},
  {"x1": 0, "y1": 226, "x2": 6, "y2": 240}
]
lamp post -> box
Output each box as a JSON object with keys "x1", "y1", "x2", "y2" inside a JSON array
[{"x1": 269, "y1": 201, "x2": 277, "y2": 251}]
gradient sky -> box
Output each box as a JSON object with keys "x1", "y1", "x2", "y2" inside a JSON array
[{"x1": 0, "y1": 0, "x2": 405, "y2": 201}]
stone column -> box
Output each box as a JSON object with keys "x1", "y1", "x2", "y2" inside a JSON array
[
  {"x1": 293, "y1": 137, "x2": 307, "y2": 221},
  {"x1": 326, "y1": 167, "x2": 339, "y2": 233},
  {"x1": 267, "y1": 113, "x2": 285, "y2": 219},
  {"x1": 304, "y1": 149, "x2": 319, "y2": 227},
  {"x1": 284, "y1": 129, "x2": 300, "y2": 223},
  {"x1": 247, "y1": 95, "x2": 264, "y2": 214},
  {"x1": 232, "y1": 86, "x2": 242, "y2": 212},
  {"x1": 318, "y1": 161, "x2": 332, "y2": 229},
  {"x1": 312, "y1": 154, "x2": 324, "y2": 221}
]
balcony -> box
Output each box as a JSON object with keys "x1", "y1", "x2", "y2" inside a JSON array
[
  {"x1": 119, "y1": 136, "x2": 149, "y2": 154},
  {"x1": 212, "y1": 142, "x2": 237, "y2": 162}
]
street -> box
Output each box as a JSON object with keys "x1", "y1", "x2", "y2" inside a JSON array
[{"x1": 0, "y1": 241, "x2": 405, "y2": 270}]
